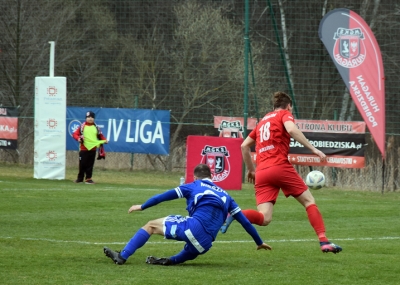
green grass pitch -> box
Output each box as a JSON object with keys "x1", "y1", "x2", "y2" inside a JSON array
[{"x1": 0, "y1": 163, "x2": 399, "y2": 285}]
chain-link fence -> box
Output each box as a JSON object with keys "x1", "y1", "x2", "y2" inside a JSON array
[{"x1": 0, "y1": 0, "x2": 399, "y2": 191}]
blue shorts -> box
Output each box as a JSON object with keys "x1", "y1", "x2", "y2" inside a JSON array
[{"x1": 163, "y1": 215, "x2": 212, "y2": 254}]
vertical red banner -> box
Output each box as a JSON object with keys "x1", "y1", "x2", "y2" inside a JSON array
[
  {"x1": 319, "y1": 8, "x2": 385, "y2": 158},
  {"x1": 0, "y1": 107, "x2": 19, "y2": 149},
  {"x1": 186, "y1": 136, "x2": 243, "y2": 190}
]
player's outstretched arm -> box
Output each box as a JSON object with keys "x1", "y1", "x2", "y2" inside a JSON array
[
  {"x1": 130, "y1": 189, "x2": 180, "y2": 213},
  {"x1": 235, "y1": 212, "x2": 271, "y2": 251},
  {"x1": 128, "y1": 205, "x2": 143, "y2": 213},
  {"x1": 284, "y1": 120, "x2": 326, "y2": 162}
]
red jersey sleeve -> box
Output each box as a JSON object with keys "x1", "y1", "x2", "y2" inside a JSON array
[
  {"x1": 98, "y1": 132, "x2": 107, "y2": 141},
  {"x1": 281, "y1": 110, "x2": 295, "y2": 124},
  {"x1": 249, "y1": 127, "x2": 257, "y2": 141},
  {"x1": 72, "y1": 124, "x2": 82, "y2": 141}
]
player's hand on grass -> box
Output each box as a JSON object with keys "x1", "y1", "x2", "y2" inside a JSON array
[
  {"x1": 128, "y1": 205, "x2": 143, "y2": 213},
  {"x1": 257, "y1": 243, "x2": 272, "y2": 251}
]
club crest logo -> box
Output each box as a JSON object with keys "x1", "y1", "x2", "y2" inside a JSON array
[
  {"x1": 333, "y1": 28, "x2": 366, "y2": 68},
  {"x1": 218, "y1": 120, "x2": 243, "y2": 138},
  {"x1": 200, "y1": 145, "x2": 230, "y2": 182}
]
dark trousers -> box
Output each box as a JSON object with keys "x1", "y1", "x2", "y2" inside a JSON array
[{"x1": 77, "y1": 150, "x2": 97, "y2": 181}]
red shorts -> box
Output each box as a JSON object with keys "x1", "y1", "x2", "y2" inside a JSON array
[{"x1": 254, "y1": 163, "x2": 308, "y2": 205}]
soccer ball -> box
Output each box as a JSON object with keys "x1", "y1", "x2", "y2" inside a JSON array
[{"x1": 305, "y1": 170, "x2": 325, "y2": 189}]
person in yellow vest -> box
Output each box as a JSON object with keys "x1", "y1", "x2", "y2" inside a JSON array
[{"x1": 72, "y1": 111, "x2": 107, "y2": 184}]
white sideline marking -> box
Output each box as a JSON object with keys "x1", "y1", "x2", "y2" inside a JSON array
[
  {"x1": 1, "y1": 236, "x2": 399, "y2": 245},
  {"x1": 0, "y1": 187, "x2": 163, "y2": 192}
]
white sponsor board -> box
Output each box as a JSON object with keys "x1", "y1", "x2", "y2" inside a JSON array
[{"x1": 34, "y1": 77, "x2": 67, "y2": 179}]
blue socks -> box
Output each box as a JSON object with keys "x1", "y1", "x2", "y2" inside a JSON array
[
  {"x1": 120, "y1": 228, "x2": 150, "y2": 260},
  {"x1": 170, "y1": 249, "x2": 198, "y2": 264}
]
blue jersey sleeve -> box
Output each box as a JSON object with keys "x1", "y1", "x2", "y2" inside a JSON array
[
  {"x1": 234, "y1": 211, "x2": 263, "y2": 246},
  {"x1": 141, "y1": 189, "x2": 180, "y2": 210},
  {"x1": 227, "y1": 198, "x2": 241, "y2": 216}
]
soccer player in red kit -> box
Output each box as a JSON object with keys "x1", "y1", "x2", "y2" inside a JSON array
[{"x1": 221, "y1": 91, "x2": 342, "y2": 254}]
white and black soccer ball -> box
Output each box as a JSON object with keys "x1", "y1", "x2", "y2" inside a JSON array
[{"x1": 305, "y1": 170, "x2": 325, "y2": 190}]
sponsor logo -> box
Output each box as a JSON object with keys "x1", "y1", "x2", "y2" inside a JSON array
[
  {"x1": 333, "y1": 28, "x2": 365, "y2": 68},
  {"x1": 47, "y1": 119, "x2": 58, "y2": 129},
  {"x1": 200, "y1": 145, "x2": 230, "y2": 182},
  {"x1": 218, "y1": 120, "x2": 243, "y2": 138},
  {"x1": 0, "y1": 125, "x2": 17, "y2": 133},
  {"x1": 68, "y1": 120, "x2": 82, "y2": 136},
  {"x1": 47, "y1": 86, "x2": 58, "y2": 96},
  {"x1": 46, "y1": 150, "x2": 57, "y2": 161}
]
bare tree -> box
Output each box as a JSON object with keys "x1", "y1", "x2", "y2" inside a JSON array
[
  {"x1": 0, "y1": 0, "x2": 81, "y2": 162},
  {"x1": 0, "y1": 0, "x2": 118, "y2": 162}
]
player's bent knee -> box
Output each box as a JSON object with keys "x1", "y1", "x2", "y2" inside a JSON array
[
  {"x1": 143, "y1": 219, "x2": 164, "y2": 235},
  {"x1": 261, "y1": 218, "x2": 272, "y2": 226}
]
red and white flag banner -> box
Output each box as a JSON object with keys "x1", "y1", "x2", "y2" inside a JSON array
[{"x1": 319, "y1": 8, "x2": 385, "y2": 159}]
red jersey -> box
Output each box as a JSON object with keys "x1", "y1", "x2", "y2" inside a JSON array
[{"x1": 249, "y1": 109, "x2": 294, "y2": 169}]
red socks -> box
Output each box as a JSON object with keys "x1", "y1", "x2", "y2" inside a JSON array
[
  {"x1": 242, "y1": 209, "x2": 264, "y2": 226},
  {"x1": 306, "y1": 204, "x2": 328, "y2": 242}
]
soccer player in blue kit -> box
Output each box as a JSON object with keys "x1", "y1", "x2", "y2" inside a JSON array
[{"x1": 104, "y1": 163, "x2": 271, "y2": 265}]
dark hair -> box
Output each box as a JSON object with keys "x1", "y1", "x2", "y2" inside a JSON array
[
  {"x1": 194, "y1": 164, "x2": 212, "y2": 179},
  {"x1": 273, "y1": 91, "x2": 292, "y2": 110}
]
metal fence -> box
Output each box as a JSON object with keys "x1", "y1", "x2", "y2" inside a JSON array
[{"x1": 0, "y1": 0, "x2": 399, "y2": 191}]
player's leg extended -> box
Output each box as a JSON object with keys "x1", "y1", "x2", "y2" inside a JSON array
[
  {"x1": 296, "y1": 190, "x2": 326, "y2": 239},
  {"x1": 248, "y1": 167, "x2": 278, "y2": 226},
  {"x1": 147, "y1": 215, "x2": 210, "y2": 265},
  {"x1": 121, "y1": 217, "x2": 164, "y2": 258},
  {"x1": 147, "y1": 245, "x2": 199, "y2": 266},
  {"x1": 296, "y1": 190, "x2": 342, "y2": 254},
  {"x1": 104, "y1": 217, "x2": 164, "y2": 265},
  {"x1": 220, "y1": 203, "x2": 273, "y2": 234}
]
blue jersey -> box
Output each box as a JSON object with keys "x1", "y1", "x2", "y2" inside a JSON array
[
  {"x1": 176, "y1": 178, "x2": 241, "y2": 238},
  {"x1": 141, "y1": 178, "x2": 241, "y2": 240},
  {"x1": 141, "y1": 178, "x2": 263, "y2": 245}
]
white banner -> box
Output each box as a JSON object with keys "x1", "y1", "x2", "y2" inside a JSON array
[{"x1": 34, "y1": 77, "x2": 67, "y2": 179}]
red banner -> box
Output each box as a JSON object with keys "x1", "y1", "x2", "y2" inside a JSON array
[
  {"x1": 319, "y1": 8, "x2": 385, "y2": 158},
  {"x1": 288, "y1": 154, "x2": 364, "y2": 168},
  {"x1": 186, "y1": 136, "x2": 243, "y2": 190},
  {"x1": 0, "y1": 107, "x2": 19, "y2": 149}
]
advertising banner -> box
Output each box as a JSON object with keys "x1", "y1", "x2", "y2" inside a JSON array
[
  {"x1": 186, "y1": 136, "x2": 243, "y2": 190},
  {"x1": 290, "y1": 120, "x2": 366, "y2": 168},
  {"x1": 250, "y1": 120, "x2": 366, "y2": 168},
  {"x1": 67, "y1": 107, "x2": 170, "y2": 155},
  {"x1": 0, "y1": 107, "x2": 19, "y2": 149},
  {"x1": 214, "y1": 116, "x2": 257, "y2": 138},
  {"x1": 319, "y1": 8, "x2": 385, "y2": 158},
  {"x1": 34, "y1": 77, "x2": 67, "y2": 179}
]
